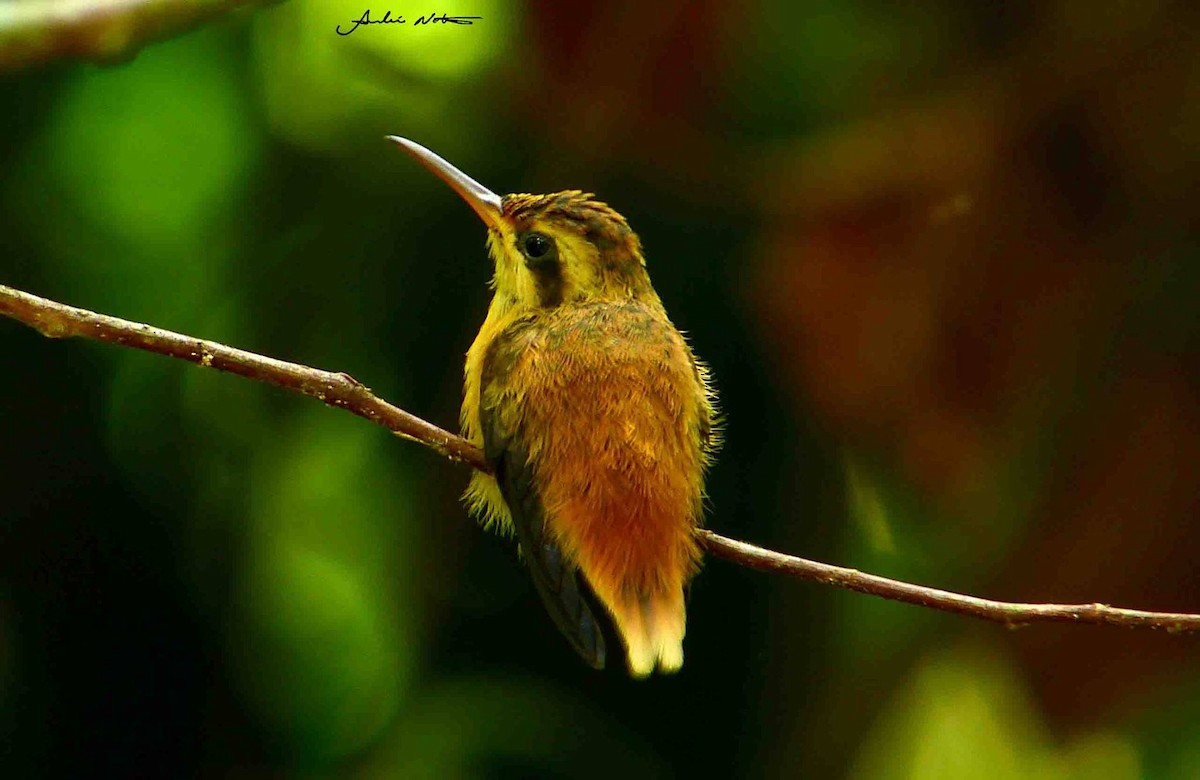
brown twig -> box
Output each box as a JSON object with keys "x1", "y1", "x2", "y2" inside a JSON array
[
  {"x1": 0, "y1": 0, "x2": 278, "y2": 73},
  {"x1": 0, "y1": 285, "x2": 480, "y2": 467},
  {"x1": 3, "y1": 282, "x2": 1199, "y2": 635},
  {"x1": 697, "y1": 531, "x2": 1200, "y2": 632}
]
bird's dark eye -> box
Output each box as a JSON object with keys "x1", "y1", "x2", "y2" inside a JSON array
[{"x1": 520, "y1": 232, "x2": 554, "y2": 262}]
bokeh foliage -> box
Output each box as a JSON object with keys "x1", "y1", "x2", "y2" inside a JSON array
[{"x1": 2, "y1": 1, "x2": 1198, "y2": 777}]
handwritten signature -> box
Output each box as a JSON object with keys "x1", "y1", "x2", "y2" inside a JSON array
[{"x1": 336, "y1": 11, "x2": 482, "y2": 35}]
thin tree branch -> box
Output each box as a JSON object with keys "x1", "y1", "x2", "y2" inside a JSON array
[
  {"x1": 0, "y1": 0, "x2": 277, "y2": 73},
  {"x1": 0, "y1": 285, "x2": 480, "y2": 467},
  {"x1": 3, "y1": 282, "x2": 1199, "y2": 635},
  {"x1": 698, "y1": 531, "x2": 1200, "y2": 632}
]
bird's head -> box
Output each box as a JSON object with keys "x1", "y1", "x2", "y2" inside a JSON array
[{"x1": 389, "y1": 137, "x2": 656, "y2": 310}]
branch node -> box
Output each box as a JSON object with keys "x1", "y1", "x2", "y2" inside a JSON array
[
  {"x1": 338, "y1": 371, "x2": 365, "y2": 389},
  {"x1": 32, "y1": 312, "x2": 71, "y2": 339}
]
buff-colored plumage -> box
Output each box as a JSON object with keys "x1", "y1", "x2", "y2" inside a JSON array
[{"x1": 390, "y1": 138, "x2": 718, "y2": 676}]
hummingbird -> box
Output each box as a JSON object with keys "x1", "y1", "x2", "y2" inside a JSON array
[{"x1": 389, "y1": 137, "x2": 719, "y2": 677}]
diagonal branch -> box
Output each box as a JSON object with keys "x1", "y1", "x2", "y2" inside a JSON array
[
  {"x1": 700, "y1": 531, "x2": 1200, "y2": 632},
  {"x1": 3, "y1": 282, "x2": 1199, "y2": 635},
  {"x1": 0, "y1": 285, "x2": 480, "y2": 467},
  {"x1": 0, "y1": 0, "x2": 278, "y2": 73}
]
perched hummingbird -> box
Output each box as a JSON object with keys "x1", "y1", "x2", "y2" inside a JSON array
[{"x1": 389, "y1": 137, "x2": 719, "y2": 677}]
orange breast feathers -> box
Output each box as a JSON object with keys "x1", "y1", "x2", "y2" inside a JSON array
[{"x1": 462, "y1": 300, "x2": 715, "y2": 676}]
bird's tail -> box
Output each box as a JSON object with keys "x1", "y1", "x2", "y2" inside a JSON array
[{"x1": 604, "y1": 588, "x2": 686, "y2": 677}]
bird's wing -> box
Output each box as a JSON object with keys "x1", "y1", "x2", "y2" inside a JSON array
[{"x1": 480, "y1": 401, "x2": 607, "y2": 669}]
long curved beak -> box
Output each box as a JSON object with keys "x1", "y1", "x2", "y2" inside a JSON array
[{"x1": 387, "y1": 136, "x2": 503, "y2": 230}]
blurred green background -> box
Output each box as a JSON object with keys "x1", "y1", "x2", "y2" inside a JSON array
[{"x1": 2, "y1": 1, "x2": 1199, "y2": 777}]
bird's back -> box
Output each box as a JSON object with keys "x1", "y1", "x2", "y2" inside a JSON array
[{"x1": 472, "y1": 299, "x2": 713, "y2": 675}]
